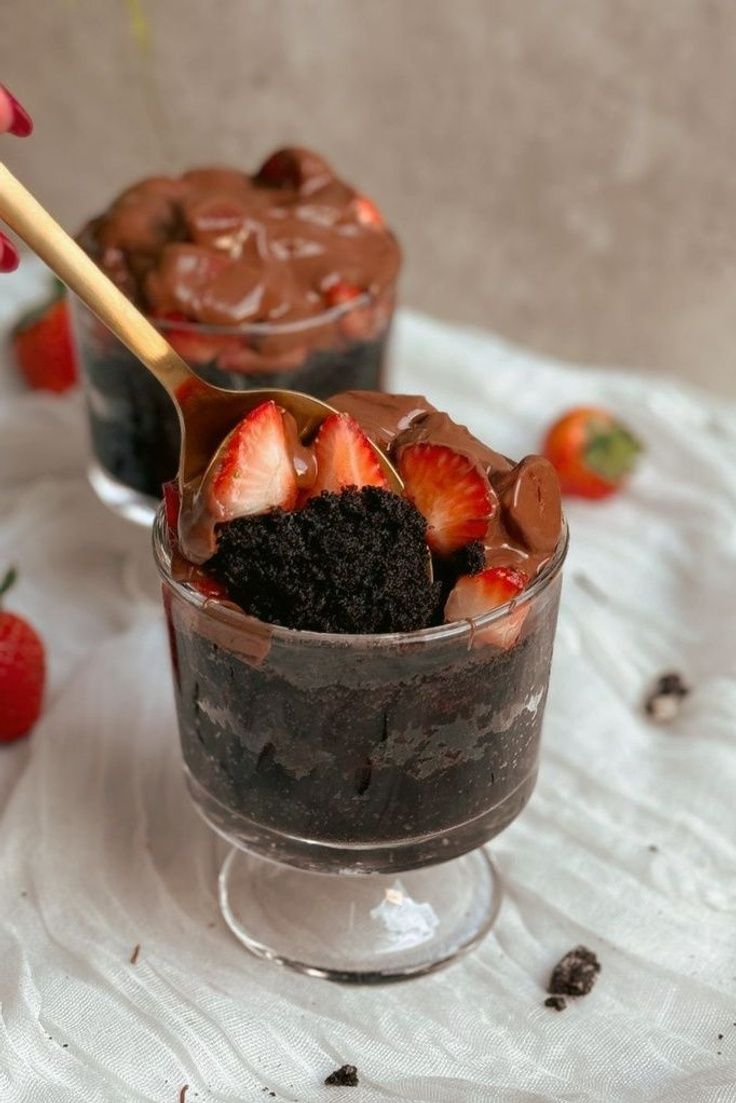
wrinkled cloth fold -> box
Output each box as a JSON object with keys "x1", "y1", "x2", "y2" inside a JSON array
[{"x1": 0, "y1": 259, "x2": 735, "y2": 1102}]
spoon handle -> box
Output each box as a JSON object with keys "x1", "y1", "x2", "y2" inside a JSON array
[{"x1": 0, "y1": 161, "x2": 193, "y2": 400}]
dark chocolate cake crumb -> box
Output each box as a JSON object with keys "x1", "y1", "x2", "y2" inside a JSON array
[
  {"x1": 548, "y1": 945, "x2": 601, "y2": 997},
  {"x1": 325, "y1": 1064, "x2": 359, "y2": 1087},
  {"x1": 208, "y1": 487, "x2": 441, "y2": 633},
  {"x1": 544, "y1": 995, "x2": 567, "y2": 1011},
  {"x1": 644, "y1": 671, "x2": 689, "y2": 722},
  {"x1": 433, "y1": 538, "x2": 486, "y2": 603},
  {"x1": 441, "y1": 539, "x2": 485, "y2": 580}
]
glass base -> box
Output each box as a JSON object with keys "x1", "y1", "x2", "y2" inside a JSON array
[
  {"x1": 88, "y1": 461, "x2": 158, "y2": 528},
  {"x1": 218, "y1": 846, "x2": 501, "y2": 983}
]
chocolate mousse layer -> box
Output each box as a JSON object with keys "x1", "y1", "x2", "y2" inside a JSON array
[
  {"x1": 329, "y1": 391, "x2": 436, "y2": 452},
  {"x1": 80, "y1": 147, "x2": 400, "y2": 329},
  {"x1": 74, "y1": 149, "x2": 400, "y2": 500}
]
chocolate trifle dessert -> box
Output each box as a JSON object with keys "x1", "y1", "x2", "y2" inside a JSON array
[
  {"x1": 73, "y1": 148, "x2": 400, "y2": 501},
  {"x1": 156, "y1": 391, "x2": 566, "y2": 873}
]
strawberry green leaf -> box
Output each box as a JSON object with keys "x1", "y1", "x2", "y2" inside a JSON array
[
  {"x1": 0, "y1": 566, "x2": 18, "y2": 600},
  {"x1": 584, "y1": 424, "x2": 642, "y2": 483}
]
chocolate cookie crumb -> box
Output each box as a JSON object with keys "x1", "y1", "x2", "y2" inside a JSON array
[
  {"x1": 325, "y1": 1064, "x2": 359, "y2": 1087},
  {"x1": 644, "y1": 672, "x2": 689, "y2": 722},
  {"x1": 129, "y1": 943, "x2": 141, "y2": 965},
  {"x1": 433, "y1": 538, "x2": 486, "y2": 604},
  {"x1": 548, "y1": 945, "x2": 601, "y2": 997},
  {"x1": 209, "y1": 487, "x2": 441, "y2": 634},
  {"x1": 718, "y1": 1034, "x2": 724, "y2": 1040},
  {"x1": 544, "y1": 995, "x2": 567, "y2": 1011}
]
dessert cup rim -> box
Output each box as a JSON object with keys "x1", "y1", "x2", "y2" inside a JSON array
[
  {"x1": 69, "y1": 285, "x2": 392, "y2": 337},
  {"x1": 152, "y1": 506, "x2": 568, "y2": 649}
]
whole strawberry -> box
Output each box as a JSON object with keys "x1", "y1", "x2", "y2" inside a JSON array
[
  {"x1": 543, "y1": 407, "x2": 642, "y2": 499},
  {"x1": 11, "y1": 281, "x2": 77, "y2": 393},
  {"x1": 0, "y1": 568, "x2": 45, "y2": 742}
]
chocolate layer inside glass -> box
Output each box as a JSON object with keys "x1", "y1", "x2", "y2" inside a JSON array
[{"x1": 164, "y1": 566, "x2": 562, "y2": 873}]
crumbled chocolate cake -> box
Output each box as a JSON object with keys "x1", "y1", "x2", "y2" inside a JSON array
[
  {"x1": 207, "y1": 487, "x2": 441, "y2": 633},
  {"x1": 544, "y1": 995, "x2": 567, "y2": 1011},
  {"x1": 325, "y1": 1064, "x2": 359, "y2": 1087},
  {"x1": 433, "y1": 538, "x2": 486, "y2": 603},
  {"x1": 548, "y1": 945, "x2": 601, "y2": 997}
]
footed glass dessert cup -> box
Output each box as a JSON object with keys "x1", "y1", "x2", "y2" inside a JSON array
[
  {"x1": 71, "y1": 290, "x2": 394, "y2": 527},
  {"x1": 154, "y1": 509, "x2": 567, "y2": 982}
]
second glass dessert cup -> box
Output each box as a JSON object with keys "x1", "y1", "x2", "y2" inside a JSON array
[
  {"x1": 154, "y1": 510, "x2": 567, "y2": 982},
  {"x1": 71, "y1": 288, "x2": 395, "y2": 527}
]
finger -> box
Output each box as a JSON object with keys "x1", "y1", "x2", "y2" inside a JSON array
[
  {"x1": 0, "y1": 233, "x2": 20, "y2": 272},
  {"x1": 0, "y1": 83, "x2": 33, "y2": 137}
]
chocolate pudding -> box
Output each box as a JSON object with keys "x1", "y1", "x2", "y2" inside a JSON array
[{"x1": 72, "y1": 148, "x2": 400, "y2": 502}]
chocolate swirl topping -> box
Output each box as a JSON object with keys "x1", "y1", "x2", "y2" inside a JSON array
[{"x1": 79, "y1": 147, "x2": 401, "y2": 328}]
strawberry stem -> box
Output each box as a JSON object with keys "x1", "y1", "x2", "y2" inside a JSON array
[
  {"x1": 0, "y1": 566, "x2": 17, "y2": 601},
  {"x1": 584, "y1": 424, "x2": 642, "y2": 482}
]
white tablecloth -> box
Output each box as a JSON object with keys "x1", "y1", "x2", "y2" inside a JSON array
[{"x1": 1, "y1": 260, "x2": 735, "y2": 1102}]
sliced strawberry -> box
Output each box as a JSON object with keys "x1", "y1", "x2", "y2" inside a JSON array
[
  {"x1": 170, "y1": 551, "x2": 230, "y2": 602},
  {"x1": 444, "y1": 566, "x2": 528, "y2": 649},
  {"x1": 323, "y1": 281, "x2": 374, "y2": 341},
  {"x1": 185, "y1": 566, "x2": 231, "y2": 601},
  {"x1": 324, "y1": 280, "x2": 362, "y2": 309},
  {"x1": 398, "y1": 444, "x2": 494, "y2": 555},
  {"x1": 307, "y1": 413, "x2": 389, "y2": 498},
  {"x1": 202, "y1": 400, "x2": 298, "y2": 522},
  {"x1": 352, "y1": 195, "x2": 384, "y2": 228}
]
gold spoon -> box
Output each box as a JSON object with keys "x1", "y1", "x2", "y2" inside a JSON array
[{"x1": 0, "y1": 163, "x2": 403, "y2": 495}]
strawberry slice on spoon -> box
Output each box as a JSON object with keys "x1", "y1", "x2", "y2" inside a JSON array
[
  {"x1": 306, "y1": 412, "x2": 389, "y2": 498},
  {"x1": 199, "y1": 399, "x2": 298, "y2": 523}
]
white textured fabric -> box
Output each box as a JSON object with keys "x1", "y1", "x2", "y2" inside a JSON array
[{"x1": 1, "y1": 260, "x2": 735, "y2": 1102}]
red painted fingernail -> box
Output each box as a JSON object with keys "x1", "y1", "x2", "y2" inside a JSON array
[
  {"x1": 0, "y1": 84, "x2": 33, "y2": 137},
  {"x1": 0, "y1": 234, "x2": 20, "y2": 272}
]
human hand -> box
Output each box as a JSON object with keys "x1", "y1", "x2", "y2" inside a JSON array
[{"x1": 0, "y1": 83, "x2": 33, "y2": 272}]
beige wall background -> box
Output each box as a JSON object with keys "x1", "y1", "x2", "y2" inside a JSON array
[{"x1": 1, "y1": 0, "x2": 735, "y2": 396}]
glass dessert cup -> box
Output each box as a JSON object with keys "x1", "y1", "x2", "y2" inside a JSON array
[
  {"x1": 70, "y1": 288, "x2": 395, "y2": 527},
  {"x1": 154, "y1": 509, "x2": 567, "y2": 982}
]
